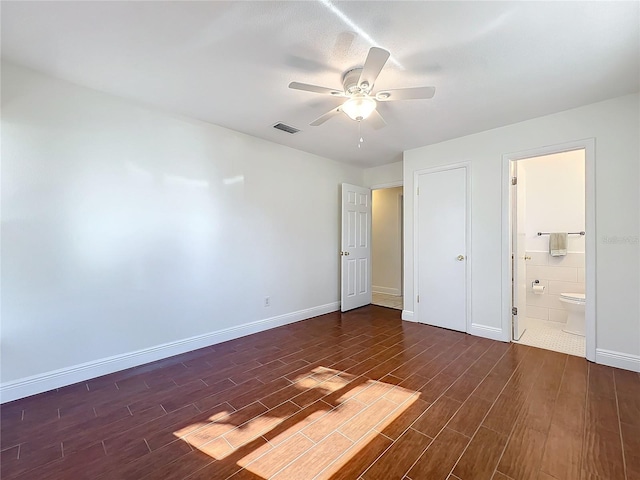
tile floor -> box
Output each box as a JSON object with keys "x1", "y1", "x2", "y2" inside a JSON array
[
  {"x1": 371, "y1": 292, "x2": 403, "y2": 310},
  {"x1": 1, "y1": 305, "x2": 638, "y2": 480},
  {"x1": 514, "y1": 317, "x2": 586, "y2": 357}
]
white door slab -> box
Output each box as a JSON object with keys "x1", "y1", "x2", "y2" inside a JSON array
[
  {"x1": 415, "y1": 165, "x2": 468, "y2": 332},
  {"x1": 341, "y1": 183, "x2": 372, "y2": 312}
]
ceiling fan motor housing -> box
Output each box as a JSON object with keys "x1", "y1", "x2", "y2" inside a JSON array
[{"x1": 342, "y1": 68, "x2": 367, "y2": 94}]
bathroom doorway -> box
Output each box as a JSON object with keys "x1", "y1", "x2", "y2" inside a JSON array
[
  {"x1": 371, "y1": 186, "x2": 403, "y2": 310},
  {"x1": 508, "y1": 148, "x2": 588, "y2": 357}
]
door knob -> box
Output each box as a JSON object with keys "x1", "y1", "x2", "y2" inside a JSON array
[{"x1": 457, "y1": 255, "x2": 465, "y2": 261}]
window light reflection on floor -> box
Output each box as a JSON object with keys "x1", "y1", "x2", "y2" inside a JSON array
[{"x1": 172, "y1": 366, "x2": 418, "y2": 478}]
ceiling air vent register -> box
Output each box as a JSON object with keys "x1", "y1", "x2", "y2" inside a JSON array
[{"x1": 273, "y1": 123, "x2": 300, "y2": 134}]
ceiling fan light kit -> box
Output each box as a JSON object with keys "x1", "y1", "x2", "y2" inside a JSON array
[
  {"x1": 288, "y1": 46, "x2": 436, "y2": 128},
  {"x1": 342, "y1": 95, "x2": 377, "y2": 121}
]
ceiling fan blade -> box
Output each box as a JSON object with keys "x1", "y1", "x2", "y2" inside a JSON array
[
  {"x1": 310, "y1": 106, "x2": 343, "y2": 126},
  {"x1": 289, "y1": 82, "x2": 344, "y2": 96},
  {"x1": 358, "y1": 47, "x2": 390, "y2": 91},
  {"x1": 376, "y1": 86, "x2": 436, "y2": 101},
  {"x1": 368, "y1": 109, "x2": 387, "y2": 130}
]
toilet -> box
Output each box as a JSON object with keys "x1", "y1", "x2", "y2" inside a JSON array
[{"x1": 559, "y1": 293, "x2": 586, "y2": 336}]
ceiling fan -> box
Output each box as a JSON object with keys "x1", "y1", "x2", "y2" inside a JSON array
[{"x1": 289, "y1": 47, "x2": 436, "y2": 129}]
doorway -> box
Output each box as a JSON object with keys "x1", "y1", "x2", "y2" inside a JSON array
[
  {"x1": 503, "y1": 139, "x2": 596, "y2": 361},
  {"x1": 511, "y1": 150, "x2": 586, "y2": 356},
  {"x1": 371, "y1": 186, "x2": 403, "y2": 310}
]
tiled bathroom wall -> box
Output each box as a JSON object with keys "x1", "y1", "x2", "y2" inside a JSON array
[{"x1": 525, "y1": 251, "x2": 585, "y2": 322}]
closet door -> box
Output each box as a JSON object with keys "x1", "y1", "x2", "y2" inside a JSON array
[{"x1": 416, "y1": 165, "x2": 468, "y2": 332}]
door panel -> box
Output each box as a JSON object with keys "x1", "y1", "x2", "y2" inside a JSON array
[
  {"x1": 416, "y1": 167, "x2": 468, "y2": 331},
  {"x1": 341, "y1": 184, "x2": 372, "y2": 312}
]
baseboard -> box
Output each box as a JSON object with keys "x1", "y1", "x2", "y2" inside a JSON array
[
  {"x1": 469, "y1": 323, "x2": 506, "y2": 342},
  {"x1": 372, "y1": 286, "x2": 401, "y2": 296},
  {"x1": 402, "y1": 310, "x2": 415, "y2": 322},
  {"x1": 595, "y1": 348, "x2": 640, "y2": 372},
  {"x1": 0, "y1": 302, "x2": 340, "y2": 404}
]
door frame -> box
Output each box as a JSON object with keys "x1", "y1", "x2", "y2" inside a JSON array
[
  {"x1": 500, "y1": 139, "x2": 596, "y2": 361},
  {"x1": 511, "y1": 160, "x2": 527, "y2": 341},
  {"x1": 413, "y1": 162, "x2": 472, "y2": 333}
]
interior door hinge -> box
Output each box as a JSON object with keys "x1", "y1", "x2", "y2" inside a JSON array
[
  {"x1": 416, "y1": 187, "x2": 420, "y2": 195},
  {"x1": 417, "y1": 295, "x2": 420, "y2": 303},
  {"x1": 511, "y1": 177, "x2": 517, "y2": 185},
  {"x1": 512, "y1": 306, "x2": 517, "y2": 315}
]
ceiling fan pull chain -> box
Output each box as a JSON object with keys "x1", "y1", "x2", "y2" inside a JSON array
[{"x1": 357, "y1": 120, "x2": 364, "y2": 148}]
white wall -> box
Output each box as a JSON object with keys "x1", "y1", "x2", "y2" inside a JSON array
[
  {"x1": 521, "y1": 150, "x2": 585, "y2": 252},
  {"x1": 404, "y1": 93, "x2": 640, "y2": 369},
  {"x1": 364, "y1": 161, "x2": 402, "y2": 188},
  {"x1": 0, "y1": 63, "x2": 363, "y2": 396},
  {"x1": 372, "y1": 187, "x2": 403, "y2": 296}
]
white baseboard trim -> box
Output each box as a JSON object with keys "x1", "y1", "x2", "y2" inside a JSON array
[
  {"x1": 595, "y1": 348, "x2": 640, "y2": 372},
  {"x1": 469, "y1": 323, "x2": 506, "y2": 342},
  {"x1": 372, "y1": 286, "x2": 401, "y2": 296},
  {"x1": 0, "y1": 302, "x2": 340, "y2": 404},
  {"x1": 402, "y1": 310, "x2": 415, "y2": 322}
]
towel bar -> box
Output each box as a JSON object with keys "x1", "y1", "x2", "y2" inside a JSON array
[{"x1": 537, "y1": 231, "x2": 585, "y2": 236}]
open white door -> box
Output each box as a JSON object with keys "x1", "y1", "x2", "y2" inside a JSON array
[
  {"x1": 341, "y1": 183, "x2": 372, "y2": 312},
  {"x1": 512, "y1": 162, "x2": 527, "y2": 340}
]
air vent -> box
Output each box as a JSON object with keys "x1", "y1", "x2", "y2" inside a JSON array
[{"x1": 273, "y1": 123, "x2": 300, "y2": 134}]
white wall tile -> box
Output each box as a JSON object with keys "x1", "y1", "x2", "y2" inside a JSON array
[
  {"x1": 548, "y1": 252, "x2": 585, "y2": 268},
  {"x1": 525, "y1": 279, "x2": 549, "y2": 291},
  {"x1": 548, "y1": 281, "x2": 586, "y2": 295},
  {"x1": 577, "y1": 268, "x2": 585, "y2": 283},
  {"x1": 526, "y1": 305, "x2": 549, "y2": 320},
  {"x1": 526, "y1": 251, "x2": 549, "y2": 266},
  {"x1": 549, "y1": 308, "x2": 568, "y2": 323},
  {"x1": 527, "y1": 265, "x2": 578, "y2": 282},
  {"x1": 527, "y1": 293, "x2": 564, "y2": 310}
]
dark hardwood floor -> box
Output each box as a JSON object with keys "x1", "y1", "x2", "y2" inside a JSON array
[{"x1": 1, "y1": 305, "x2": 639, "y2": 480}]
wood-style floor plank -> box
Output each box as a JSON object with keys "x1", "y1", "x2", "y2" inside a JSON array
[
  {"x1": 361, "y1": 427, "x2": 432, "y2": 480},
  {"x1": 407, "y1": 427, "x2": 469, "y2": 480},
  {"x1": 452, "y1": 426, "x2": 508, "y2": 480},
  {"x1": 1, "y1": 305, "x2": 638, "y2": 480}
]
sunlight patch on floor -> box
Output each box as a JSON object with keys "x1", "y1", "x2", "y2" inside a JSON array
[{"x1": 172, "y1": 366, "x2": 418, "y2": 479}]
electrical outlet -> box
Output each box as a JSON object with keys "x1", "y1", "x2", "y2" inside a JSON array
[{"x1": 264, "y1": 296, "x2": 270, "y2": 307}]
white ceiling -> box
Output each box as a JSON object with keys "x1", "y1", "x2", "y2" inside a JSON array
[{"x1": 2, "y1": 1, "x2": 639, "y2": 168}]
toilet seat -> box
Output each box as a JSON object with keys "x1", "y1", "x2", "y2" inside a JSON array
[{"x1": 560, "y1": 292, "x2": 585, "y2": 303}]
